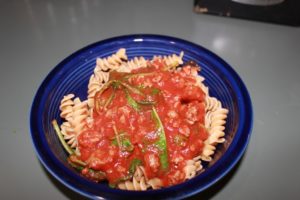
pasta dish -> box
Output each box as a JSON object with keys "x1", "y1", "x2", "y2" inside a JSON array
[{"x1": 52, "y1": 49, "x2": 228, "y2": 190}]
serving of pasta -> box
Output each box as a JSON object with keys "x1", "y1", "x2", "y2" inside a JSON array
[{"x1": 52, "y1": 48, "x2": 228, "y2": 190}]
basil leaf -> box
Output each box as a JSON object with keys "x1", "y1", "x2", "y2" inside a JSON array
[
  {"x1": 151, "y1": 107, "x2": 169, "y2": 171},
  {"x1": 111, "y1": 138, "x2": 118, "y2": 146},
  {"x1": 124, "y1": 89, "x2": 141, "y2": 111},
  {"x1": 122, "y1": 138, "x2": 134, "y2": 151},
  {"x1": 111, "y1": 131, "x2": 134, "y2": 152}
]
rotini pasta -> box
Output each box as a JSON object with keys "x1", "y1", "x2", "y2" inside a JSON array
[
  {"x1": 147, "y1": 178, "x2": 163, "y2": 190},
  {"x1": 59, "y1": 94, "x2": 75, "y2": 121},
  {"x1": 87, "y1": 73, "x2": 109, "y2": 107},
  {"x1": 59, "y1": 97, "x2": 89, "y2": 150},
  {"x1": 184, "y1": 159, "x2": 203, "y2": 180},
  {"x1": 70, "y1": 98, "x2": 88, "y2": 135},
  {"x1": 117, "y1": 167, "x2": 149, "y2": 191},
  {"x1": 152, "y1": 51, "x2": 184, "y2": 69},
  {"x1": 117, "y1": 56, "x2": 148, "y2": 73},
  {"x1": 95, "y1": 48, "x2": 127, "y2": 71},
  {"x1": 60, "y1": 121, "x2": 75, "y2": 142},
  {"x1": 201, "y1": 97, "x2": 228, "y2": 161},
  {"x1": 54, "y1": 48, "x2": 228, "y2": 191}
]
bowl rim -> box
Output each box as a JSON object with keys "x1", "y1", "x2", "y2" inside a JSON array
[{"x1": 30, "y1": 34, "x2": 253, "y2": 199}]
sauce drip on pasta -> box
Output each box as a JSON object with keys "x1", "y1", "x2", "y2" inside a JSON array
[{"x1": 75, "y1": 61, "x2": 208, "y2": 187}]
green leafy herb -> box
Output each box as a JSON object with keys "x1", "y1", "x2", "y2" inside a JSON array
[
  {"x1": 52, "y1": 120, "x2": 74, "y2": 155},
  {"x1": 111, "y1": 80, "x2": 121, "y2": 89},
  {"x1": 120, "y1": 81, "x2": 145, "y2": 96},
  {"x1": 68, "y1": 157, "x2": 106, "y2": 180},
  {"x1": 103, "y1": 87, "x2": 116, "y2": 109},
  {"x1": 111, "y1": 138, "x2": 118, "y2": 146},
  {"x1": 94, "y1": 80, "x2": 115, "y2": 113},
  {"x1": 68, "y1": 159, "x2": 84, "y2": 171},
  {"x1": 112, "y1": 126, "x2": 134, "y2": 152},
  {"x1": 124, "y1": 89, "x2": 141, "y2": 111},
  {"x1": 88, "y1": 169, "x2": 106, "y2": 181},
  {"x1": 151, "y1": 107, "x2": 169, "y2": 171},
  {"x1": 151, "y1": 88, "x2": 160, "y2": 95},
  {"x1": 121, "y1": 138, "x2": 134, "y2": 151},
  {"x1": 69, "y1": 154, "x2": 87, "y2": 166},
  {"x1": 129, "y1": 158, "x2": 142, "y2": 175},
  {"x1": 123, "y1": 72, "x2": 155, "y2": 80}
]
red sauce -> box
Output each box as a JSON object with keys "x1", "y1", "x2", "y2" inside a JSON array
[{"x1": 76, "y1": 62, "x2": 208, "y2": 187}]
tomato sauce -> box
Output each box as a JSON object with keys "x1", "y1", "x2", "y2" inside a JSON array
[{"x1": 76, "y1": 62, "x2": 208, "y2": 187}]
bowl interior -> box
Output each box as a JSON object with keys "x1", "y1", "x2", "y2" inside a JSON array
[{"x1": 30, "y1": 35, "x2": 252, "y2": 199}]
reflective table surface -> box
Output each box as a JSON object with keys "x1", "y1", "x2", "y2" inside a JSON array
[{"x1": 1, "y1": 0, "x2": 299, "y2": 199}]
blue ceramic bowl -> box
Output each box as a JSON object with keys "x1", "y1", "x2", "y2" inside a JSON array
[{"x1": 30, "y1": 34, "x2": 252, "y2": 199}]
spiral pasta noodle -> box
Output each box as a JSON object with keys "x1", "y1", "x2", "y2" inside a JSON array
[
  {"x1": 163, "y1": 51, "x2": 184, "y2": 68},
  {"x1": 95, "y1": 48, "x2": 127, "y2": 71},
  {"x1": 117, "y1": 56, "x2": 148, "y2": 73},
  {"x1": 117, "y1": 177, "x2": 148, "y2": 191},
  {"x1": 152, "y1": 51, "x2": 184, "y2": 69},
  {"x1": 184, "y1": 159, "x2": 203, "y2": 180},
  {"x1": 60, "y1": 121, "x2": 75, "y2": 141},
  {"x1": 201, "y1": 97, "x2": 228, "y2": 161},
  {"x1": 59, "y1": 94, "x2": 80, "y2": 150},
  {"x1": 87, "y1": 73, "x2": 109, "y2": 107},
  {"x1": 59, "y1": 94, "x2": 75, "y2": 120},
  {"x1": 71, "y1": 98, "x2": 89, "y2": 135},
  {"x1": 117, "y1": 166, "x2": 163, "y2": 190},
  {"x1": 59, "y1": 97, "x2": 89, "y2": 150},
  {"x1": 117, "y1": 167, "x2": 149, "y2": 191},
  {"x1": 147, "y1": 178, "x2": 163, "y2": 190}
]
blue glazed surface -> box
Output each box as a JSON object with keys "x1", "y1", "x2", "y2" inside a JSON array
[{"x1": 30, "y1": 34, "x2": 253, "y2": 200}]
